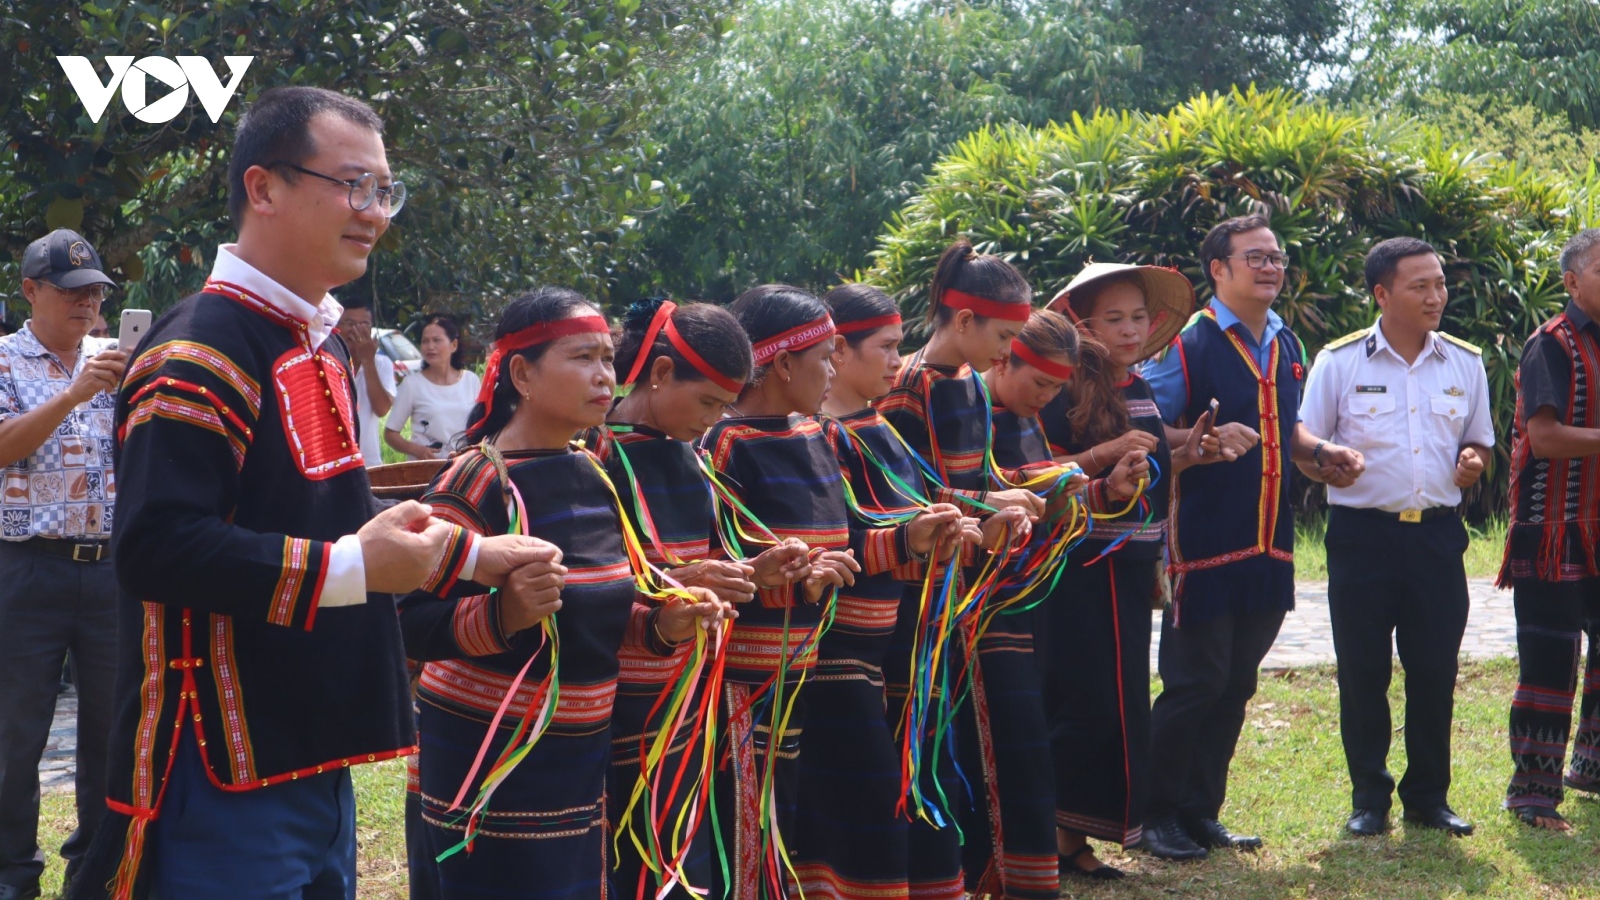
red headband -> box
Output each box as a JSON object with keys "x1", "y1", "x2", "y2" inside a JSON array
[
  {"x1": 468, "y1": 314, "x2": 611, "y2": 432},
  {"x1": 620, "y1": 301, "x2": 745, "y2": 394},
  {"x1": 835, "y1": 312, "x2": 902, "y2": 335},
  {"x1": 752, "y1": 315, "x2": 837, "y2": 366},
  {"x1": 941, "y1": 288, "x2": 1031, "y2": 322},
  {"x1": 1010, "y1": 338, "x2": 1075, "y2": 380}
]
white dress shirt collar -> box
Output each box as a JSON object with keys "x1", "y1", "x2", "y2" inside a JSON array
[
  {"x1": 209, "y1": 243, "x2": 344, "y2": 350},
  {"x1": 1368, "y1": 316, "x2": 1448, "y2": 367}
]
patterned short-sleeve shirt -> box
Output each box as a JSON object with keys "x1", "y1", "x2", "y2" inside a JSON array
[{"x1": 0, "y1": 323, "x2": 119, "y2": 540}]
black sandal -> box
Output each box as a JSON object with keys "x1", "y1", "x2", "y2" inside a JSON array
[
  {"x1": 1511, "y1": 805, "x2": 1568, "y2": 829},
  {"x1": 1061, "y1": 844, "x2": 1125, "y2": 881}
]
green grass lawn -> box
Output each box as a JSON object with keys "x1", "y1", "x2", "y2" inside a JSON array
[
  {"x1": 38, "y1": 659, "x2": 1600, "y2": 898},
  {"x1": 1293, "y1": 517, "x2": 1507, "y2": 582}
]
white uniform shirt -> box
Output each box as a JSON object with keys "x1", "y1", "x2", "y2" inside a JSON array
[
  {"x1": 351, "y1": 354, "x2": 396, "y2": 467},
  {"x1": 1300, "y1": 317, "x2": 1494, "y2": 512}
]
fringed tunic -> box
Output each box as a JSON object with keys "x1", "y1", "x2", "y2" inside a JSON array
[
  {"x1": 401, "y1": 446, "x2": 671, "y2": 899},
  {"x1": 1035, "y1": 375, "x2": 1169, "y2": 847},
  {"x1": 589, "y1": 424, "x2": 718, "y2": 899},
  {"x1": 789, "y1": 409, "x2": 927, "y2": 900},
  {"x1": 698, "y1": 414, "x2": 851, "y2": 899}
]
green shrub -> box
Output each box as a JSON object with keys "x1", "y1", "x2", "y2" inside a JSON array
[{"x1": 866, "y1": 87, "x2": 1600, "y2": 517}]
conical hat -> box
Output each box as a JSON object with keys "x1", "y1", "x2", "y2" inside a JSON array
[{"x1": 1046, "y1": 263, "x2": 1195, "y2": 361}]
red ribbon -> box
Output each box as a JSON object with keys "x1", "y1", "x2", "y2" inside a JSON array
[
  {"x1": 941, "y1": 288, "x2": 1031, "y2": 322},
  {"x1": 751, "y1": 315, "x2": 836, "y2": 365},
  {"x1": 622, "y1": 301, "x2": 745, "y2": 394},
  {"x1": 835, "y1": 312, "x2": 902, "y2": 334},
  {"x1": 1010, "y1": 338, "x2": 1075, "y2": 380},
  {"x1": 468, "y1": 314, "x2": 611, "y2": 432}
]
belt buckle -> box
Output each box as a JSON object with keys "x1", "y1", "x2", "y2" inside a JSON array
[
  {"x1": 1399, "y1": 509, "x2": 1423, "y2": 523},
  {"x1": 71, "y1": 543, "x2": 99, "y2": 562}
]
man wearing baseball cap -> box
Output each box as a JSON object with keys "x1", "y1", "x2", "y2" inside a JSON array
[{"x1": 0, "y1": 229, "x2": 127, "y2": 900}]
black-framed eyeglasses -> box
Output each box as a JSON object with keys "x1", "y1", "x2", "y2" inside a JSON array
[
  {"x1": 1229, "y1": 250, "x2": 1288, "y2": 270},
  {"x1": 268, "y1": 162, "x2": 407, "y2": 217}
]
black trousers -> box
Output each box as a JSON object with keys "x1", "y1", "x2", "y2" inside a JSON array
[
  {"x1": 0, "y1": 541, "x2": 117, "y2": 895},
  {"x1": 1326, "y1": 507, "x2": 1470, "y2": 813},
  {"x1": 1506, "y1": 577, "x2": 1600, "y2": 810},
  {"x1": 1146, "y1": 604, "x2": 1285, "y2": 825}
]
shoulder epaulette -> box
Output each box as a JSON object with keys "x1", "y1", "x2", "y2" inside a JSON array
[
  {"x1": 1437, "y1": 332, "x2": 1482, "y2": 355},
  {"x1": 1322, "y1": 328, "x2": 1369, "y2": 353}
]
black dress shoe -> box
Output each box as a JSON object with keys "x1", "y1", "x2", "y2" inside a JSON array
[
  {"x1": 1185, "y1": 817, "x2": 1263, "y2": 851},
  {"x1": 1139, "y1": 819, "x2": 1209, "y2": 861},
  {"x1": 1403, "y1": 805, "x2": 1473, "y2": 836},
  {"x1": 1346, "y1": 808, "x2": 1389, "y2": 836}
]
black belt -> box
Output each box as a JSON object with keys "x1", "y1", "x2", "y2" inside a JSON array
[
  {"x1": 1334, "y1": 505, "x2": 1456, "y2": 524},
  {"x1": 21, "y1": 537, "x2": 109, "y2": 562}
]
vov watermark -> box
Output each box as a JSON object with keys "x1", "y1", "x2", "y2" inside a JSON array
[{"x1": 56, "y1": 56, "x2": 253, "y2": 124}]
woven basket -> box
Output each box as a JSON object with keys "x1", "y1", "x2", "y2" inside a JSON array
[{"x1": 367, "y1": 459, "x2": 447, "y2": 502}]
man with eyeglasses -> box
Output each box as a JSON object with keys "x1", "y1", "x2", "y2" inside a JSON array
[
  {"x1": 71, "y1": 87, "x2": 554, "y2": 900},
  {"x1": 0, "y1": 229, "x2": 126, "y2": 900},
  {"x1": 1139, "y1": 214, "x2": 1363, "y2": 861}
]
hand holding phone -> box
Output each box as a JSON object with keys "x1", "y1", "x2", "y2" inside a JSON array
[{"x1": 119, "y1": 309, "x2": 152, "y2": 353}]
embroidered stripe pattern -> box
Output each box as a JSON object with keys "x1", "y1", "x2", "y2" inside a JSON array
[
  {"x1": 420, "y1": 791, "x2": 606, "y2": 839},
  {"x1": 126, "y1": 339, "x2": 263, "y2": 415},
  {"x1": 791, "y1": 864, "x2": 913, "y2": 900},
  {"x1": 725, "y1": 624, "x2": 824, "y2": 675},
  {"x1": 831, "y1": 596, "x2": 899, "y2": 635},
  {"x1": 123, "y1": 394, "x2": 247, "y2": 466},
  {"x1": 420, "y1": 660, "x2": 618, "y2": 729},
  {"x1": 131, "y1": 602, "x2": 167, "y2": 810},
  {"x1": 421, "y1": 524, "x2": 476, "y2": 596},
  {"x1": 451, "y1": 594, "x2": 510, "y2": 657},
  {"x1": 210, "y1": 614, "x2": 257, "y2": 785},
  {"x1": 267, "y1": 537, "x2": 318, "y2": 630}
]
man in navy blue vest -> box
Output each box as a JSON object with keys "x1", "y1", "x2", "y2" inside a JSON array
[{"x1": 1141, "y1": 215, "x2": 1364, "y2": 859}]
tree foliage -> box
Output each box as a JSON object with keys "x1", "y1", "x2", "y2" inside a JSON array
[
  {"x1": 1095, "y1": 0, "x2": 1349, "y2": 108},
  {"x1": 618, "y1": 0, "x2": 1142, "y2": 302},
  {"x1": 867, "y1": 88, "x2": 1598, "y2": 514},
  {"x1": 1343, "y1": 0, "x2": 1600, "y2": 129},
  {"x1": 0, "y1": 0, "x2": 733, "y2": 327}
]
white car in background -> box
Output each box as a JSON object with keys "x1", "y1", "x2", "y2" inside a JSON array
[{"x1": 375, "y1": 327, "x2": 425, "y2": 378}]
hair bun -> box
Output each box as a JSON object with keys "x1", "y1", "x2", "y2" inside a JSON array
[{"x1": 623, "y1": 297, "x2": 669, "y2": 330}]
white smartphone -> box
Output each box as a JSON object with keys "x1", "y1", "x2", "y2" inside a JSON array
[{"x1": 119, "y1": 309, "x2": 152, "y2": 352}]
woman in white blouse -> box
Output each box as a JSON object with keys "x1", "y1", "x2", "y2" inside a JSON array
[{"x1": 384, "y1": 314, "x2": 481, "y2": 460}]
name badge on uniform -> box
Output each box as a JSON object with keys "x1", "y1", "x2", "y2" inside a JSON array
[
  {"x1": 1356, "y1": 385, "x2": 1386, "y2": 393},
  {"x1": 1444, "y1": 386, "x2": 1464, "y2": 397}
]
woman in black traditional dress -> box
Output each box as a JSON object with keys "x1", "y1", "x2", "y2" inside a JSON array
[
  {"x1": 966, "y1": 308, "x2": 1149, "y2": 899},
  {"x1": 595, "y1": 299, "x2": 811, "y2": 899},
  {"x1": 398, "y1": 288, "x2": 730, "y2": 900},
  {"x1": 872, "y1": 239, "x2": 1050, "y2": 899},
  {"x1": 699, "y1": 285, "x2": 862, "y2": 899},
  {"x1": 1035, "y1": 264, "x2": 1211, "y2": 879},
  {"x1": 790, "y1": 284, "x2": 988, "y2": 900}
]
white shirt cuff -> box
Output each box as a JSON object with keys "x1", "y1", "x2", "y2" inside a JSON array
[
  {"x1": 460, "y1": 535, "x2": 481, "y2": 583},
  {"x1": 318, "y1": 534, "x2": 368, "y2": 608}
]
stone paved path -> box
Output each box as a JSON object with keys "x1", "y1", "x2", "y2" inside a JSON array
[
  {"x1": 1150, "y1": 577, "x2": 1516, "y2": 670},
  {"x1": 41, "y1": 580, "x2": 1518, "y2": 792}
]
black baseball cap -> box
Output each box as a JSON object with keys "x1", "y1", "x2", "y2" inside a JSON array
[{"x1": 21, "y1": 229, "x2": 117, "y2": 290}]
